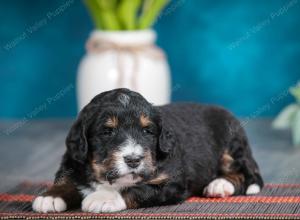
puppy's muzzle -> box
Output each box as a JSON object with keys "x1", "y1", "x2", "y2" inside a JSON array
[{"x1": 124, "y1": 155, "x2": 144, "y2": 169}]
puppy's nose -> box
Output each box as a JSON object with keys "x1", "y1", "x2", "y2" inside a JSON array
[{"x1": 124, "y1": 155, "x2": 142, "y2": 169}]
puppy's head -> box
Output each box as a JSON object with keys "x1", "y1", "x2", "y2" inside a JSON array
[{"x1": 66, "y1": 88, "x2": 173, "y2": 184}]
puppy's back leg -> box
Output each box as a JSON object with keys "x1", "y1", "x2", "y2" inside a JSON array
[
  {"x1": 204, "y1": 137, "x2": 263, "y2": 197},
  {"x1": 228, "y1": 136, "x2": 263, "y2": 195}
]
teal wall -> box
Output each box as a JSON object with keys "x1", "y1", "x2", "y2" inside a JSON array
[{"x1": 1, "y1": 0, "x2": 300, "y2": 118}]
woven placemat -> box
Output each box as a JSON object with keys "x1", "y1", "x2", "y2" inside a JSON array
[{"x1": 0, "y1": 182, "x2": 300, "y2": 219}]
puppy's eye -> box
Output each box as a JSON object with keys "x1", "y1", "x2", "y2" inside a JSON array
[
  {"x1": 142, "y1": 127, "x2": 154, "y2": 135},
  {"x1": 102, "y1": 127, "x2": 115, "y2": 136}
]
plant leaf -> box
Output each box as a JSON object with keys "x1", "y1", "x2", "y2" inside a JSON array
[
  {"x1": 84, "y1": 0, "x2": 104, "y2": 29},
  {"x1": 117, "y1": 0, "x2": 142, "y2": 30},
  {"x1": 290, "y1": 86, "x2": 300, "y2": 103},
  {"x1": 84, "y1": 0, "x2": 121, "y2": 30},
  {"x1": 138, "y1": 0, "x2": 170, "y2": 29},
  {"x1": 95, "y1": 0, "x2": 121, "y2": 30},
  {"x1": 96, "y1": 0, "x2": 118, "y2": 10},
  {"x1": 272, "y1": 104, "x2": 299, "y2": 129},
  {"x1": 291, "y1": 110, "x2": 300, "y2": 147}
]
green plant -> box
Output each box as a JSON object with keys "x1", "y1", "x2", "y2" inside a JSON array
[
  {"x1": 84, "y1": 0, "x2": 170, "y2": 30},
  {"x1": 272, "y1": 83, "x2": 300, "y2": 147}
]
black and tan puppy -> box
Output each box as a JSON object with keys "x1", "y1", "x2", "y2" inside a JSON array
[{"x1": 32, "y1": 88, "x2": 263, "y2": 213}]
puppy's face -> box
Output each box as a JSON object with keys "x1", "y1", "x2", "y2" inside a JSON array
[
  {"x1": 88, "y1": 101, "x2": 159, "y2": 183},
  {"x1": 67, "y1": 89, "x2": 164, "y2": 184}
]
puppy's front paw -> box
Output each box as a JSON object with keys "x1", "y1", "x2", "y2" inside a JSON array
[
  {"x1": 82, "y1": 190, "x2": 126, "y2": 213},
  {"x1": 32, "y1": 196, "x2": 67, "y2": 213},
  {"x1": 204, "y1": 178, "x2": 235, "y2": 198}
]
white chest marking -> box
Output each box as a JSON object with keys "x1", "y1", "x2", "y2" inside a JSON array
[{"x1": 78, "y1": 174, "x2": 141, "y2": 197}]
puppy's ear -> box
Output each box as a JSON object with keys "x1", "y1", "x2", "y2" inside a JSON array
[
  {"x1": 66, "y1": 118, "x2": 88, "y2": 163},
  {"x1": 66, "y1": 96, "x2": 104, "y2": 163},
  {"x1": 157, "y1": 122, "x2": 177, "y2": 158}
]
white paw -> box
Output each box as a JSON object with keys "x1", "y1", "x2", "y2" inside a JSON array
[
  {"x1": 32, "y1": 196, "x2": 67, "y2": 213},
  {"x1": 204, "y1": 178, "x2": 235, "y2": 197},
  {"x1": 82, "y1": 189, "x2": 126, "y2": 213},
  {"x1": 246, "y1": 184, "x2": 261, "y2": 195}
]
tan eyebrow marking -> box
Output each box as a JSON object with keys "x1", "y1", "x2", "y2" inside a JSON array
[
  {"x1": 105, "y1": 116, "x2": 118, "y2": 128},
  {"x1": 140, "y1": 114, "x2": 152, "y2": 127}
]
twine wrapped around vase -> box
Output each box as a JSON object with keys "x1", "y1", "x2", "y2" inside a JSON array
[{"x1": 86, "y1": 37, "x2": 166, "y2": 90}]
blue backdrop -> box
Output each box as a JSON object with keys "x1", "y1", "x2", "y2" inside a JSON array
[{"x1": 0, "y1": 0, "x2": 300, "y2": 118}]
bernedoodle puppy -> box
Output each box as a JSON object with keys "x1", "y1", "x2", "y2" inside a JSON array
[{"x1": 32, "y1": 88, "x2": 263, "y2": 213}]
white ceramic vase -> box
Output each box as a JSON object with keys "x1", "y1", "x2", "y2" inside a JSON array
[{"x1": 77, "y1": 29, "x2": 171, "y2": 110}]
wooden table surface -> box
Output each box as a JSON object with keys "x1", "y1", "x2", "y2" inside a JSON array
[{"x1": 0, "y1": 119, "x2": 299, "y2": 192}]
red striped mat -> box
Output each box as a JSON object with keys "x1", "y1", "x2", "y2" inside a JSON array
[{"x1": 0, "y1": 182, "x2": 300, "y2": 219}]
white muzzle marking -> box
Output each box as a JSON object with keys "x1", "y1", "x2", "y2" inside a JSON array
[{"x1": 115, "y1": 137, "x2": 144, "y2": 175}]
